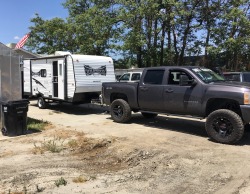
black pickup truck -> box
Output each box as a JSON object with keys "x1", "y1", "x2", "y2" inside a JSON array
[{"x1": 102, "y1": 66, "x2": 250, "y2": 144}]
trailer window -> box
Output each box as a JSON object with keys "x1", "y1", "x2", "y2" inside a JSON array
[
  {"x1": 41, "y1": 69, "x2": 47, "y2": 77},
  {"x1": 59, "y1": 64, "x2": 62, "y2": 76}
]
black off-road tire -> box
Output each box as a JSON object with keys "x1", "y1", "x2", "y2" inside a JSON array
[
  {"x1": 110, "y1": 99, "x2": 131, "y2": 123},
  {"x1": 37, "y1": 97, "x2": 47, "y2": 109},
  {"x1": 141, "y1": 112, "x2": 158, "y2": 119},
  {"x1": 205, "y1": 109, "x2": 244, "y2": 144}
]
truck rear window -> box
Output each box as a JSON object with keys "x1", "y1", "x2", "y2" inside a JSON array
[{"x1": 143, "y1": 70, "x2": 164, "y2": 85}]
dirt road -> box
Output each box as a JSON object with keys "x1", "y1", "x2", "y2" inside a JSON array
[{"x1": 1, "y1": 100, "x2": 250, "y2": 193}]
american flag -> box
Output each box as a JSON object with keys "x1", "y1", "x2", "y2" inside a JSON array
[{"x1": 15, "y1": 33, "x2": 30, "y2": 49}]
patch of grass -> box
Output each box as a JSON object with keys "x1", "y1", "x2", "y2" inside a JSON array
[
  {"x1": 68, "y1": 139, "x2": 78, "y2": 150},
  {"x1": 32, "y1": 136, "x2": 65, "y2": 154},
  {"x1": 54, "y1": 177, "x2": 67, "y2": 187},
  {"x1": 27, "y1": 117, "x2": 50, "y2": 132}
]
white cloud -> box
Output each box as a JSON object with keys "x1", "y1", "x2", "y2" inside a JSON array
[{"x1": 14, "y1": 36, "x2": 20, "y2": 40}]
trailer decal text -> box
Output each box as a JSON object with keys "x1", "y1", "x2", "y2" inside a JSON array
[{"x1": 84, "y1": 65, "x2": 107, "y2": 76}]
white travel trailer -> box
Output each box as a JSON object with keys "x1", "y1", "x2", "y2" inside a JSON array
[{"x1": 23, "y1": 51, "x2": 115, "y2": 108}]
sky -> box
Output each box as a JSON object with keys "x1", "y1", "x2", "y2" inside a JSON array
[{"x1": 0, "y1": 0, "x2": 68, "y2": 45}]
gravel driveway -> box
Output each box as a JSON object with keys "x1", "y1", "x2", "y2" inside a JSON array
[{"x1": 1, "y1": 100, "x2": 250, "y2": 193}]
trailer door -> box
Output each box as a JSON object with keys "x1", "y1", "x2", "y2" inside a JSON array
[
  {"x1": 52, "y1": 60, "x2": 65, "y2": 99},
  {"x1": 58, "y1": 60, "x2": 65, "y2": 99},
  {"x1": 52, "y1": 61, "x2": 59, "y2": 98}
]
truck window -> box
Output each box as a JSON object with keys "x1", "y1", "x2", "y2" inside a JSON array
[
  {"x1": 144, "y1": 70, "x2": 164, "y2": 85},
  {"x1": 119, "y1": 73, "x2": 130, "y2": 81},
  {"x1": 168, "y1": 70, "x2": 192, "y2": 85},
  {"x1": 131, "y1": 73, "x2": 141, "y2": 81},
  {"x1": 243, "y1": 73, "x2": 250, "y2": 82},
  {"x1": 224, "y1": 74, "x2": 240, "y2": 81}
]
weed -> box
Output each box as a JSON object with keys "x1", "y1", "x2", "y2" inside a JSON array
[
  {"x1": 32, "y1": 143, "x2": 45, "y2": 154},
  {"x1": 72, "y1": 176, "x2": 88, "y2": 183},
  {"x1": 54, "y1": 177, "x2": 67, "y2": 187},
  {"x1": 32, "y1": 136, "x2": 65, "y2": 154},
  {"x1": 67, "y1": 139, "x2": 78, "y2": 150},
  {"x1": 42, "y1": 137, "x2": 65, "y2": 153}
]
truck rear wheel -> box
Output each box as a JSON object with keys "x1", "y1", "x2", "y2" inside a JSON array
[
  {"x1": 141, "y1": 112, "x2": 158, "y2": 119},
  {"x1": 111, "y1": 99, "x2": 131, "y2": 123},
  {"x1": 206, "y1": 109, "x2": 244, "y2": 144},
  {"x1": 37, "y1": 97, "x2": 47, "y2": 109}
]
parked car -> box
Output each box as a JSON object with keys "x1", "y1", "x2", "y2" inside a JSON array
[
  {"x1": 118, "y1": 71, "x2": 142, "y2": 82},
  {"x1": 223, "y1": 72, "x2": 250, "y2": 82}
]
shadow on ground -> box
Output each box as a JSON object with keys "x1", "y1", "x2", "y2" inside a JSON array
[
  {"x1": 110, "y1": 113, "x2": 250, "y2": 146},
  {"x1": 29, "y1": 101, "x2": 109, "y2": 116}
]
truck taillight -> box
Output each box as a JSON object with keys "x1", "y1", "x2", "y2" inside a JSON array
[{"x1": 244, "y1": 93, "x2": 250, "y2": 104}]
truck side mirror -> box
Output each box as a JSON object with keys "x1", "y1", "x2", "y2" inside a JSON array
[{"x1": 179, "y1": 75, "x2": 197, "y2": 86}]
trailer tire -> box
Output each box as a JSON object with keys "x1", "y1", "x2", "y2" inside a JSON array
[
  {"x1": 1, "y1": 127, "x2": 7, "y2": 136},
  {"x1": 37, "y1": 97, "x2": 47, "y2": 109},
  {"x1": 111, "y1": 99, "x2": 131, "y2": 123},
  {"x1": 141, "y1": 112, "x2": 158, "y2": 119},
  {"x1": 206, "y1": 109, "x2": 244, "y2": 144}
]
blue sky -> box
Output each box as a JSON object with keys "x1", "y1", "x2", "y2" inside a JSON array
[{"x1": 0, "y1": 0, "x2": 68, "y2": 45}]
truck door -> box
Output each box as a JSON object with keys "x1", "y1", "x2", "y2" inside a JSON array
[
  {"x1": 138, "y1": 69, "x2": 165, "y2": 111},
  {"x1": 52, "y1": 60, "x2": 65, "y2": 99},
  {"x1": 164, "y1": 69, "x2": 202, "y2": 115}
]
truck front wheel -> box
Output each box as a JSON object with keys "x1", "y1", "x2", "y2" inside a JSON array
[
  {"x1": 206, "y1": 109, "x2": 244, "y2": 144},
  {"x1": 111, "y1": 99, "x2": 131, "y2": 123}
]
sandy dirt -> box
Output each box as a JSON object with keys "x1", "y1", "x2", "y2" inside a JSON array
[{"x1": 1, "y1": 100, "x2": 250, "y2": 194}]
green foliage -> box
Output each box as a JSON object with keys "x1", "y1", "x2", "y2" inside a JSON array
[
  {"x1": 27, "y1": 117, "x2": 49, "y2": 131},
  {"x1": 26, "y1": 14, "x2": 78, "y2": 54},
  {"x1": 33, "y1": 136, "x2": 65, "y2": 154},
  {"x1": 54, "y1": 177, "x2": 67, "y2": 187},
  {"x1": 26, "y1": 0, "x2": 250, "y2": 70}
]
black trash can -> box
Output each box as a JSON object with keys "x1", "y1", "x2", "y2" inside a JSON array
[{"x1": 1, "y1": 100, "x2": 29, "y2": 136}]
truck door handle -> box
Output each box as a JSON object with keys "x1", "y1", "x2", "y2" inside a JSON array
[
  {"x1": 165, "y1": 88, "x2": 173, "y2": 93},
  {"x1": 140, "y1": 87, "x2": 148, "y2": 91}
]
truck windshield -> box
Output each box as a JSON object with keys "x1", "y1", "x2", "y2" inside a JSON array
[{"x1": 191, "y1": 68, "x2": 225, "y2": 83}]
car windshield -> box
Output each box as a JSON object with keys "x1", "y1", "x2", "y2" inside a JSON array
[{"x1": 191, "y1": 67, "x2": 225, "y2": 83}]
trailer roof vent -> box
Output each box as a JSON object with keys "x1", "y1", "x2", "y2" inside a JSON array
[{"x1": 55, "y1": 51, "x2": 71, "y2": 56}]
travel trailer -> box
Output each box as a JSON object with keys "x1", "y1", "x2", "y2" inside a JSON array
[{"x1": 23, "y1": 51, "x2": 116, "y2": 108}]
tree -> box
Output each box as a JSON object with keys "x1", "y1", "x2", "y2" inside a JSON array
[
  {"x1": 26, "y1": 0, "x2": 250, "y2": 70},
  {"x1": 209, "y1": 0, "x2": 250, "y2": 70},
  {"x1": 26, "y1": 14, "x2": 77, "y2": 54},
  {"x1": 63, "y1": 0, "x2": 120, "y2": 55}
]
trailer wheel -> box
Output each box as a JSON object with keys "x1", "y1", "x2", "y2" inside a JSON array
[
  {"x1": 1, "y1": 127, "x2": 7, "y2": 136},
  {"x1": 206, "y1": 109, "x2": 244, "y2": 144},
  {"x1": 141, "y1": 112, "x2": 158, "y2": 119},
  {"x1": 111, "y1": 99, "x2": 131, "y2": 123},
  {"x1": 37, "y1": 97, "x2": 47, "y2": 109}
]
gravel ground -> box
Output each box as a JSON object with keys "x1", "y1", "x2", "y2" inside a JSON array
[{"x1": 1, "y1": 100, "x2": 250, "y2": 194}]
